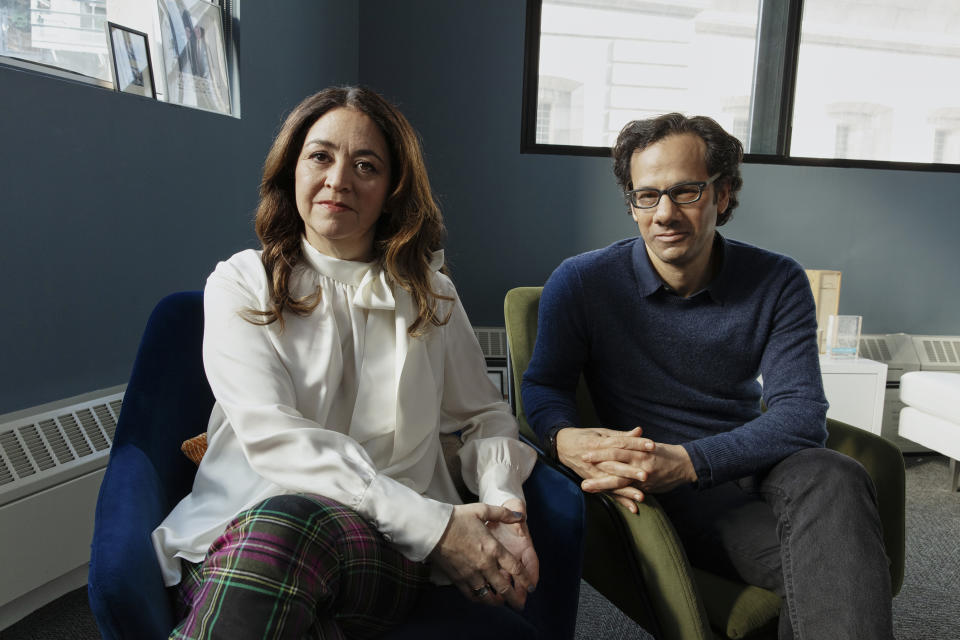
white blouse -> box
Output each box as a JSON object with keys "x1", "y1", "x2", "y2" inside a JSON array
[{"x1": 152, "y1": 239, "x2": 536, "y2": 586}]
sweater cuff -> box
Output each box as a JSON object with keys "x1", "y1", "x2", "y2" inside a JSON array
[
  {"x1": 681, "y1": 441, "x2": 714, "y2": 489},
  {"x1": 357, "y1": 473, "x2": 454, "y2": 562}
]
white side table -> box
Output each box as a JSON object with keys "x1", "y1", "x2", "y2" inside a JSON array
[{"x1": 819, "y1": 356, "x2": 888, "y2": 435}]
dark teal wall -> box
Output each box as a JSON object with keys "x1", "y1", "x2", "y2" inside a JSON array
[
  {"x1": 0, "y1": 1, "x2": 359, "y2": 414},
  {"x1": 359, "y1": 0, "x2": 960, "y2": 334},
  {"x1": 729, "y1": 163, "x2": 960, "y2": 336}
]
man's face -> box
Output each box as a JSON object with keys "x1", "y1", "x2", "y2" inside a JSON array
[{"x1": 628, "y1": 133, "x2": 729, "y2": 277}]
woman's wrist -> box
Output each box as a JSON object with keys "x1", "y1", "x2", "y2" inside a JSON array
[{"x1": 501, "y1": 497, "x2": 526, "y2": 516}]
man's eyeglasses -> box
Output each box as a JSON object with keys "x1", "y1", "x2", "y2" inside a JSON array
[{"x1": 626, "y1": 173, "x2": 721, "y2": 209}]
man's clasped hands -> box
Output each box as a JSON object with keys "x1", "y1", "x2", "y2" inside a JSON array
[{"x1": 556, "y1": 427, "x2": 698, "y2": 513}]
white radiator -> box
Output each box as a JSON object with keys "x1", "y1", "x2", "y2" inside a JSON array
[
  {"x1": 473, "y1": 326, "x2": 508, "y2": 360},
  {"x1": 0, "y1": 387, "x2": 124, "y2": 629}
]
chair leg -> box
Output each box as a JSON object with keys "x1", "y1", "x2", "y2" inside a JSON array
[{"x1": 950, "y1": 459, "x2": 959, "y2": 493}]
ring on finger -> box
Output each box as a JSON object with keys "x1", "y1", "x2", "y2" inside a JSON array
[{"x1": 471, "y1": 584, "x2": 490, "y2": 598}]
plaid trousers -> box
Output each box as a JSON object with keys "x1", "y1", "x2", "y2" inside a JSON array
[{"x1": 170, "y1": 494, "x2": 431, "y2": 640}]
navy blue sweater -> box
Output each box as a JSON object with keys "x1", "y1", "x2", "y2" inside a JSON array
[{"x1": 522, "y1": 234, "x2": 828, "y2": 489}]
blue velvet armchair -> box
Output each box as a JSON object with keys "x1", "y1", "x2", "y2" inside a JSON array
[{"x1": 88, "y1": 291, "x2": 585, "y2": 640}]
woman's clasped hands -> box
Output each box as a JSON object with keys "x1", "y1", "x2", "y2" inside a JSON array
[{"x1": 428, "y1": 498, "x2": 539, "y2": 610}]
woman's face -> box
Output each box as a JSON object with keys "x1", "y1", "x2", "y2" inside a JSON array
[{"x1": 294, "y1": 107, "x2": 391, "y2": 261}]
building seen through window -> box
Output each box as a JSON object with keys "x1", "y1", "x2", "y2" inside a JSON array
[
  {"x1": 532, "y1": 0, "x2": 960, "y2": 166},
  {"x1": 933, "y1": 126, "x2": 960, "y2": 164},
  {"x1": 536, "y1": 0, "x2": 760, "y2": 150},
  {"x1": 792, "y1": 0, "x2": 960, "y2": 164}
]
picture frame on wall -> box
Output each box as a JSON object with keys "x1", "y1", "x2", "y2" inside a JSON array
[
  {"x1": 156, "y1": 0, "x2": 231, "y2": 115},
  {"x1": 106, "y1": 23, "x2": 156, "y2": 99}
]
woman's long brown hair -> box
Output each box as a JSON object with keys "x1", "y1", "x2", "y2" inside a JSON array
[{"x1": 248, "y1": 86, "x2": 451, "y2": 335}]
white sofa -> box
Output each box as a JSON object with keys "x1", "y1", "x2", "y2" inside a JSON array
[{"x1": 899, "y1": 371, "x2": 960, "y2": 491}]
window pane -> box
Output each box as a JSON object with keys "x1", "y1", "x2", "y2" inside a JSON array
[
  {"x1": 0, "y1": 0, "x2": 110, "y2": 81},
  {"x1": 1, "y1": 0, "x2": 237, "y2": 115},
  {"x1": 536, "y1": 0, "x2": 760, "y2": 148},
  {"x1": 791, "y1": 0, "x2": 960, "y2": 164}
]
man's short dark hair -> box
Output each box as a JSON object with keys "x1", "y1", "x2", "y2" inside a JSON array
[{"x1": 612, "y1": 113, "x2": 744, "y2": 226}]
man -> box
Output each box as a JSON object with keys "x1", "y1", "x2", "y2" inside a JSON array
[{"x1": 522, "y1": 113, "x2": 893, "y2": 639}]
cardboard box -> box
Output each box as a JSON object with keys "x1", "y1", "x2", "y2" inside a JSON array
[{"x1": 805, "y1": 269, "x2": 842, "y2": 353}]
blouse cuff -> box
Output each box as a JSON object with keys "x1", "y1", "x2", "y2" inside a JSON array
[
  {"x1": 477, "y1": 463, "x2": 527, "y2": 507},
  {"x1": 460, "y1": 437, "x2": 537, "y2": 507},
  {"x1": 357, "y1": 473, "x2": 454, "y2": 562}
]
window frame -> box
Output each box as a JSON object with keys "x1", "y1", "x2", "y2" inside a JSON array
[{"x1": 520, "y1": 0, "x2": 960, "y2": 173}]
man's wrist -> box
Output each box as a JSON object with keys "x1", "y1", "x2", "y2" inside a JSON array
[{"x1": 543, "y1": 422, "x2": 573, "y2": 461}]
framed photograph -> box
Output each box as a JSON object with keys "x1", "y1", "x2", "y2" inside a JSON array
[
  {"x1": 156, "y1": 0, "x2": 231, "y2": 115},
  {"x1": 486, "y1": 366, "x2": 508, "y2": 400},
  {"x1": 106, "y1": 23, "x2": 156, "y2": 98}
]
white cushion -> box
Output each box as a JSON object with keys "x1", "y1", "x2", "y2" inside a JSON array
[
  {"x1": 898, "y1": 407, "x2": 960, "y2": 460},
  {"x1": 899, "y1": 371, "x2": 960, "y2": 425}
]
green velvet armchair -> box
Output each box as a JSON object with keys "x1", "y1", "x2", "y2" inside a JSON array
[{"x1": 504, "y1": 286, "x2": 905, "y2": 640}]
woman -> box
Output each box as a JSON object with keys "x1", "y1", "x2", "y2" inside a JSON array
[{"x1": 152, "y1": 86, "x2": 539, "y2": 639}]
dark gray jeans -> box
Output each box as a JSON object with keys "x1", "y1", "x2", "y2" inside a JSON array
[{"x1": 658, "y1": 448, "x2": 894, "y2": 640}]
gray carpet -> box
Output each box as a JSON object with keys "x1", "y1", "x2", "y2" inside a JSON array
[
  {"x1": 891, "y1": 455, "x2": 960, "y2": 640},
  {"x1": 3, "y1": 455, "x2": 957, "y2": 640}
]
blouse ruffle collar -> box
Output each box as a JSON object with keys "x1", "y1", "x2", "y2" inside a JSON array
[{"x1": 300, "y1": 237, "x2": 444, "y2": 311}]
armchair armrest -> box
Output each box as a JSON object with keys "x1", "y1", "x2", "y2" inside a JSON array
[
  {"x1": 825, "y1": 418, "x2": 905, "y2": 595},
  {"x1": 88, "y1": 445, "x2": 176, "y2": 640}
]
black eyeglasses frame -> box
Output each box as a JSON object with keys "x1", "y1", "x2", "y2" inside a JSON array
[{"x1": 625, "y1": 173, "x2": 722, "y2": 209}]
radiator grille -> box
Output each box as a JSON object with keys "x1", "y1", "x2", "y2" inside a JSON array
[
  {"x1": 39, "y1": 418, "x2": 75, "y2": 464},
  {"x1": 913, "y1": 336, "x2": 960, "y2": 369},
  {"x1": 78, "y1": 408, "x2": 110, "y2": 452},
  {"x1": 0, "y1": 391, "x2": 123, "y2": 504},
  {"x1": 0, "y1": 431, "x2": 33, "y2": 479},
  {"x1": 58, "y1": 414, "x2": 93, "y2": 458},
  {"x1": 859, "y1": 336, "x2": 892, "y2": 363},
  {"x1": 0, "y1": 456, "x2": 12, "y2": 486},
  {"x1": 473, "y1": 326, "x2": 508, "y2": 359},
  {"x1": 21, "y1": 424, "x2": 56, "y2": 472},
  {"x1": 920, "y1": 339, "x2": 959, "y2": 363}
]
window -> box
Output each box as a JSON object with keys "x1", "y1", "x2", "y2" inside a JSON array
[
  {"x1": 527, "y1": 0, "x2": 761, "y2": 151},
  {"x1": 0, "y1": 0, "x2": 238, "y2": 116},
  {"x1": 522, "y1": 0, "x2": 960, "y2": 171},
  {"x1": 0, "y1": 0, "x2": 112, "y2": 82}
]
